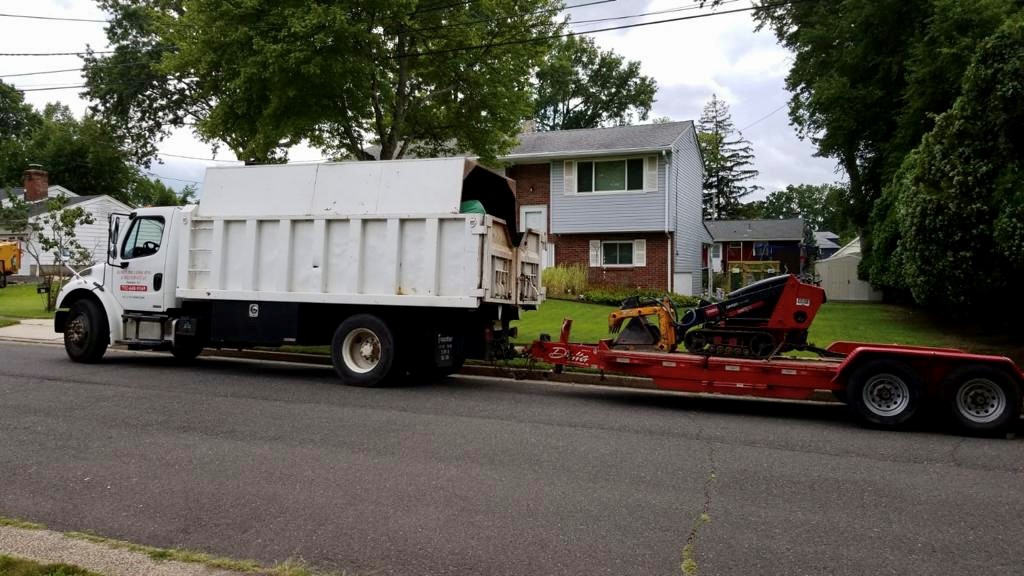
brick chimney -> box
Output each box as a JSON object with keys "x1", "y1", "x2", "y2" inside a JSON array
[{"x1": 22, "y1": 165, "x2": 49, "y2": 202}]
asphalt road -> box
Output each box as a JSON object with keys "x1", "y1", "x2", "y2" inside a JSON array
[{"x1": 1, "y1": 342, "x2": 1023, "y2": 576}]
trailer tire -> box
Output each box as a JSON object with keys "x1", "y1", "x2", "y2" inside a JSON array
[
  {"x1": 331, "y1": 314, "x2": 395, "y2": 387},
  {"x1": 945, "y1": 365, "x2": 1020, "y2": 435},
  {"x1": 64, "y1": 299, "x2": 108, "y2": 363},
  {"x1": 847, "y1": 359, "x2": 921, "y2": 428}
]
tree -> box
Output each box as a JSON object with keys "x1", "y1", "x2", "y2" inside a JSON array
[
  {"x1": 85, "y1": 0, "x2": 563, "y2": 164},
  {"x1": 752, "y1": 0, "x2": 1020, "y2": 293},
  {"x1": 886, "y1": 14, "x2": 1024, "y2": 311},
  {"x1": 12, "y1": 104, "x2": 139, "y2": 202},
  {"x1": 0, "y1": 81, "x2": 43, "y2": 186},
  {"x1": 533, "y1": 35, "x2": 657, "y2": 131},
  {"x1": 697, "y1": 95, "x2": 758, "y2": 220},
  {"x1": 128, "y1": 176, "x2": 194, "y2": 207},
  {"x1": 750, "y1": 183, "x2": 853, "y2": 237}
]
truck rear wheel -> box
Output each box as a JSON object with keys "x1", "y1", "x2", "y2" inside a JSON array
[
  {"x1": 331, "y1": 314, "x2": 395, "y2": 387},
  {"x1": 945, "y1": 365, "x2": 1020, "y2": 435},
  {"x1": 847, "y1": 359, "x2": 921, "y2": 428},
  {"x1": 64, "y1": 299, "x2": 108, "y2": 363},
  {"x1": 171, "y1": 338, "x2": 205, "y2": 362}
]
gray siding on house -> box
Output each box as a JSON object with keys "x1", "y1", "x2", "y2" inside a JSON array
[
  {"x1": 549, "y1": 155, "x2": 668, "y2": 233},
  {"x1": 671, "y1": 124, "x2": 707, "y2": 296}
]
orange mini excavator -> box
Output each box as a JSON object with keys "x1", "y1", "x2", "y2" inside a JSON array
[{"x1": 608, "y1": 274, "x2": 827, "y2": 359}]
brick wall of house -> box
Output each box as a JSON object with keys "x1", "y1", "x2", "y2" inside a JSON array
[
  {"x1": 553, "y1": 232, "x2": 672, "y2": 290},
  {"x1": 507, "y1": 163, "x2": 551, "y2": 230}
]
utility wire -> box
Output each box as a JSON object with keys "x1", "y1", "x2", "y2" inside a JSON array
[
  {"x1": 0, "y1": 12, "x2": 108, "y2": 23},
  {"x1": 740, "y1": 103, "x2": 788, "y2": 131},
  {"x1": 397, "y1": 0, "x2": 808, "y2": 58},
  {"x1": 0, "y1": 50, "x2": 115, "y2": 57}
]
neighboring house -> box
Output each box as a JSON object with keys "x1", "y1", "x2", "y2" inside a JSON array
[
  {"x1": 705, "y1": 218, "x2": 806, "y2": 279},
  {"x1": 814, "y1": 230, "x2": 841, "y2": 259},
  {"x1": 501, "y1": 121, "x2": 708, "y2": 295},
  {"x1": 817, "y1": 237, "x2": 882, "y2": 302},
  {"x1": 0, "y1": 167, "x2": 133, "y2": 275}
]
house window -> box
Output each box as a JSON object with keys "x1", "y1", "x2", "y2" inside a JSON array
[
  {"x1": 576, "y1": 158, "x2": 645, "y2": 193},
  {"x1": 589, "y1": 239, "x2": 646, "y2": 268},
  {"x1": 711, "y1": 243, "x2": 721, "y2": 258},
  {"x1": 602, "y1": 241, "x2": 634, "y2": 266}
]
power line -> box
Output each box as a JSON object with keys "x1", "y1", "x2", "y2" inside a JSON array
[
  {"x1": 0, "y1": 12, "x2": 108, "y2": 23},
  {"x1": 15, "y1": 84, "x2": 86, "y2": 92},
  {"x1": 740, "y1": 103, "x2": 788, "y2": 131},
  {"x1": 0, "y1": 67, "x2": 83, "y2": 78},
  {"x1": 0, "y1": 50, "x2": 114, "y2": 57},
  {"x1": 159, "y1": 152, "x2": 241, "y2": 163},
  {"x1": 412, "y1": 0, "x2": 615, "y2": 32},
  {"x1": 145, "y1": 171, "x2": 200, "y2": 184},
  {"x1": 398, "y1": 0, "x2": 807, "y2": 58}
]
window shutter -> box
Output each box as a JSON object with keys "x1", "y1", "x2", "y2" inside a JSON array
[
  {"x1": 563, "y1": 160, "x2": 575, "y2": 195},
  {"x1": 589, "y1": 240, "x2": 601, "y2": 267},
  {"x1": 644, "y1": 156, "x2": 658, "y2": 192},
  {"x1": 633, "y1": 239, "x2": 647, "y2": 267}
]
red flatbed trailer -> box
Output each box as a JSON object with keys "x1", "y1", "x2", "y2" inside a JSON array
[{"x1": 529, "y1": 320, "x2": 1024, "y2": 435}]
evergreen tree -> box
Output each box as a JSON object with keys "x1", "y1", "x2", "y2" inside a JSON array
[{"x1": 697, "y1": 95, "x2": 758, "y2": 220}]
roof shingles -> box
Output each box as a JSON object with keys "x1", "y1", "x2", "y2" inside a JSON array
[
  {"x1": 506, "y1": 121, "x2": 694, "y2": 159},
  {"x1": 705, "y1": 218, "x2": 805, "y2": 242}
]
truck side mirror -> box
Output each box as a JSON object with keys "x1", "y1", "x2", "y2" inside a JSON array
[{"x1": 108, "y1": 217, "x2": 120, "y2": 260}]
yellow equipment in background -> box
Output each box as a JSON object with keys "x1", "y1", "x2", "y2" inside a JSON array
[{"x1": 0, "y1": 241, "x2": 21, "y2": 288}]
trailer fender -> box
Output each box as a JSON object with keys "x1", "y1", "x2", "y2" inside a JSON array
[{"x1": 833, "y1": 346, "x2": 1024, "y2": 390}]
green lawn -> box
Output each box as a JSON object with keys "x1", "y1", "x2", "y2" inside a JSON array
[
  {"x1": 0, "y1": 555, "x2": 103, "y2": 576},
  {"x1": 0, "y1": 283, "x2": 54, "y2": 320},
  {"x1": 513, "y1": 298, "x2": 1024, "y2": 363}
]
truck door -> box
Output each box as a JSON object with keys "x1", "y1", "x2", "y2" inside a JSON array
[{"x1": 112, "y1": 214, "x2": 172, "y2": 312}]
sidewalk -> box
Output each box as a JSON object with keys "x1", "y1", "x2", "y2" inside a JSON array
[{"x1": 0, "y1": 318, "x2": 62, "y2": 344}]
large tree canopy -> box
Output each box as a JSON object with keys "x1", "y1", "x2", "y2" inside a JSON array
[
  {"x1": 743, "y1": 183, "x2": 854, "y2": 240},
  {"x1": 532, "y1": 35, "x2": 656, "y2": 131},
  {"x1": 85, "y1": 0, "x2": 563, "y2": 164}
]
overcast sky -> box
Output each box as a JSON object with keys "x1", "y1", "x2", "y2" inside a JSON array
[{"x1": 2, "y1": 0, "x2": 841, "y2": 197}]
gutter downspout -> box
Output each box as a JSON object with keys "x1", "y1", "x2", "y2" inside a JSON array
[{"x1": 663, "y1": 150, "x2": 671, "y2": 291}]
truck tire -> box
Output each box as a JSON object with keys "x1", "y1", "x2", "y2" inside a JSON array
[
  {"x1": 847, "y1": 359, "x2": 921, "y2": 428},
  {"x1": 331, "y1": 314, "x2": 395, "y2": 387},
  {"x1": 945, "y1": 365, "x2": 1021, "y2": 435},
  {"x1": 64, "y1": 299, "x2": 109, "y2": 363}
]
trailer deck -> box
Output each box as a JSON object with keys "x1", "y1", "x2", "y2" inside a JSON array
[{"x1": 529, "y1": 319, "x2": 1024, "y2": 434}]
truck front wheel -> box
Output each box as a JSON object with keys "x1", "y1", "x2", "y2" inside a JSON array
[
  {"x1": 331, "y1": 314, "x2": 395, "y2": 387},
  {"x1": 847, "y1": 359, "x2": 921, "y2": 428},
  {"x1": 64, "y1": 299, "x2": 108, "y2": 363}
]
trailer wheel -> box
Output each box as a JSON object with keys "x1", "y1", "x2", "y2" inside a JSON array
[
  {"x1": 331, "y1": 314, "x2": 395, "y2": 387},
  {"x1": 64, "y1": 299, "x2": 108, "y2": 363},
  {"x1": 847, "y1": 359, "x2": 921, "y2": 428},
  {"x1": 945, "y1": 365, "x2": 1021, "y2": 435}
]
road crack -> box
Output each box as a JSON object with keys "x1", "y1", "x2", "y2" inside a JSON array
[{"x1": 681, "y1": 438, "x2": 717, "y2": 576}]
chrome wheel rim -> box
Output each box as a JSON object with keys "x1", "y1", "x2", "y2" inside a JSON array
[
  {"x1": 862, "y1": 373, "x2": 910, "y2": 417},
  {"x1": 66, "y1": 313, "x2": 89, "y2": 348},
  {"x1": 956, "y1": 378, "x2": 1006, "y2": 424},
  {"x1": 342, "y1": 328, "x2": 381, "y2": 374}
]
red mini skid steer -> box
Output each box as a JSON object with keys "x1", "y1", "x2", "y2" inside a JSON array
[{"x1": 609, "y1": 275, "x2": 828, "y2": 359}]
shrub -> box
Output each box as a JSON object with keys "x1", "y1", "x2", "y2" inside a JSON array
[
  {"x1": 542, "y1": 264, "x2": 588, "y2": 297},
  {"x1": 577, "y1": 285, "x2": 702, "y2": 308}
]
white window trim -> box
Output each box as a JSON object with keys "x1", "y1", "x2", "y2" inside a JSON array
[
  {"x1": 518, "y1": 204, "x2": 548, "y2": 233},
  {"x1": 593, "y1": 239, "x2": 646, "y2": 268},
  {"x1": 569, "y1": 155, "x2": 656, "y2": 196}
]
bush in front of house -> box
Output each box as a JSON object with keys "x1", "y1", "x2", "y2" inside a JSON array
[
  {"x1": 576, "y1": 286, "x2": 702, "y2": 308},
  {"x1": 541, "y1": 264, "x2": 588, "y2": 297}
]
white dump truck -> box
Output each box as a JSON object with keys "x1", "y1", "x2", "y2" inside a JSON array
[{"x1": 54, "y1": 158, "x2": 545, "y2": 386}]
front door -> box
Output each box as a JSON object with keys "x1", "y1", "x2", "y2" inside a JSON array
[{"x1": 113, "y1": 215, "x2": 170, "y2": 312}]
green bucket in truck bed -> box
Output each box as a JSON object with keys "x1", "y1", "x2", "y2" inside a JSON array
[{"x1": 459, "y1": 200, "x2": 487, "y2": 215}]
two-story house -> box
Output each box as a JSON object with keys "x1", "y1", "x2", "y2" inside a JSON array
[{"x1": 502, "y1": 121, "x2": 708, "y2": 295}]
